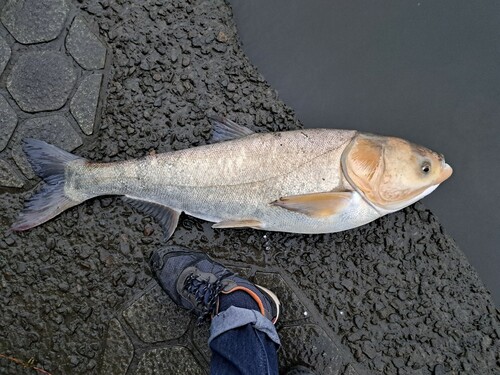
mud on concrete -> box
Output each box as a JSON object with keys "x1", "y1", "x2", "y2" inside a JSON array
[{"x1": 0, "y1": 0, "x2": 498, "y2": 374}]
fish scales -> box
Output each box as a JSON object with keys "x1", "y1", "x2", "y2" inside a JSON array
[
  {"x1": 65, "y1": 129, "x2": 372, "y2": 233},
  {"x1": 66, "y1": 129, "x2": 355, "y2": 199}
]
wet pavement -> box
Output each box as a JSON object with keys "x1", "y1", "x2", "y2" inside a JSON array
[{"x1": 0, "y1": 1, "x2": 498, "y2": 374}]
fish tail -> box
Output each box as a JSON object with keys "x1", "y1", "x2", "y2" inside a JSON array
[{"x1": 11, "y1": 139, "x2": 85, "y2": 231}]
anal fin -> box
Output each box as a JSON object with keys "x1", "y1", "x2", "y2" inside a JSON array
[
  {"x1": 212, "y1": 219, "x2": 263, "y2": 229},
  {"x1": 123, "y1": 197, "x2": 180, "y2": 240},
  {"x1": 271, "y1": 191, "x2": 353, "y2": 218}
]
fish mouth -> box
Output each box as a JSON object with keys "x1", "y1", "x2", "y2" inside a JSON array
[{"x1": 436, "y1": 163, "x2": 453, "y2": 184}]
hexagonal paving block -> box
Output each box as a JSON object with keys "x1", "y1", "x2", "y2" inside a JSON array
[
  {"x1": 254, "y1": 271, "x2": 309, "y2": 322},
  {"x1": 66, "y1": 16, "x2": 107, "y2": 70},
  {"x1": 0, "y1": 94, "x2": 17, "y2": 151},
  {"x1": 192, "y1": 322, "x2": 212, "y2": 363},
  {"x1": 99, "y1": 319, "x2": 133, "y2": 375},
  {"x1": 0, "y1": 159, "x2": 24, "y2": 188},
  {"x1": 0, "y1": 35, "x2": 11, "y2": 76},
  {"x1": 122, "y1": 284, "x2": 190, "y2": 343},
  {"x1": 11, "y1": 115, "x2": 82, "y2": 178},
  {"x1": 136, "y1": 347, "x2": 205, "y2": 375},
  {"x1": 7, "y1": 51, "x2": 76, "y2": 113},
  {"x1": 1, "y1": 0, "x2": 69, "y2": 44},
  {"x1": 70, "y1": 74, "x2": 103, "y2": 135},
  {"x1": 228, "y1": 265, "x2": 253, "y2": 280}
]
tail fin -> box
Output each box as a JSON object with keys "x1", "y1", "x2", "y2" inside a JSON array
[{"x1": 11, "y1": 139, "x2": 85, "y2": 231}]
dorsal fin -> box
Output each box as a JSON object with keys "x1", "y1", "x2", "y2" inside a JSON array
[{"x1": 209, "y1": 116, "x2": 255, "y2": 142}]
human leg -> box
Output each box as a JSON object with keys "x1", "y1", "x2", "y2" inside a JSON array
[
  {"x1": 149, "y1": 246, "x2": 281, "y2": 375},
  {"x1": 209, "y1": 308, "x2": 279, "y2": 375}
]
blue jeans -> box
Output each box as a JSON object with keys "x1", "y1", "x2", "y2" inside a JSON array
[{"x1": 209, "y1": 306, "x2": 281, "y2": 375}]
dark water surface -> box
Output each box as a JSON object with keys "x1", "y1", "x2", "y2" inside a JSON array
[{"x1": 230, "y1": 0, "x2": 500, "y2": 304}]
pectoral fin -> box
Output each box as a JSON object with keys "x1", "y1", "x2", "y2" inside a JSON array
[
  {"x1": 123, "y1": 197, "x2": 180, "y2": 240},
  {"x1": 271, "y1": 191, "x2": 353, "y2": 218},
  {"x1": 212, "y1": 219, "x2": 263, "y2": 229}
]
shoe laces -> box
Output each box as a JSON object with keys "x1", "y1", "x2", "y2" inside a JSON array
[{"x1": 183, "y1": 270, "x2": 232, "y2": 323}]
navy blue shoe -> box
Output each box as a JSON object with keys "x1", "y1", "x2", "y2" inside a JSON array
[{"x1": 150, "y1": 246, "x2": 281, "y2": 323}]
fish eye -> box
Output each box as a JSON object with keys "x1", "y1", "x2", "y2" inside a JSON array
[{"x1": 421, "y1": 162, "x2": 431, "y2": 174}]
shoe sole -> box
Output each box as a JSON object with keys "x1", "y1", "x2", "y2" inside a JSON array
[{"x1": 256, "y1": 284, "x2": 281, "y2": 324}]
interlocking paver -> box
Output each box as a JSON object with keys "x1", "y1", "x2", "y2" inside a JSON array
[
  {"x1": 254, "y1": 271, "x2": 309, "y2": 322},
  {"x1": 0, "y1": 159, "x2": 24, "y2": 188},
  {"x1": 66, "y1": 16, "x2": 107, "y2": 70},
  {"x1": 122, "y1": 284, "x2": 190, "y2": 343},
  {"x1": 7, "y1": 51, "x2": 76, "y2": 113},
  {"x1": 1, "y1": 0, "x2": 69, "y2": 44},
  {"x1": 0, "y1": 35, "x2": 11, "y2": 76},
  {"x1": 99, "y1": 319, "x2": 134, "y2": 375},
  {"x1": 70, "y1": 73, "x2": 103, "y2": 135},
  {"x1": 0, "y1": 94, "x2": 17, "y2": 151}
]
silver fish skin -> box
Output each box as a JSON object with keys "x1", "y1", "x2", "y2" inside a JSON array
[
  {"x1": 12, "y1": 118, "x2": 452, "y2": 237},
  {"x1": 65, "y1": 129, "x2": 378, "y2": 234}
]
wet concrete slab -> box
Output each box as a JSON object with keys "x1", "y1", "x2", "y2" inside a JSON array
[{"x1": 0, "y1": 1, "x2": 498, "y2": 374}]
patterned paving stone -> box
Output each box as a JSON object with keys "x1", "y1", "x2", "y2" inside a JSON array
[
  {"x1": 278, "y1": 324, "x2": 348, "y2": 375},
  {"x1": 254, "y1": 271, "x2": 309, "y2": 322},
  {"x1": 66, "y1": 16, "x2": 106, "y2": 70},
  {"x1": 0, "y1": 0, "x2": 69, "y2": 44},
  {"x1": 7, "y1": 51, "x2": 76, "y2": 113},
  {"x1": 0, "y1": 94, "x2": 17, "y2": 151},
  {"x1": 122, "y1": 284, "x2": 190, "y2": 343},
  {"x1": 0, "y1": 35, "x2": 11, "y2": 76},
  {"x1": 70, "y1": 73, "x2": 102, "y2": 135},
  {"x1": 0, "y1": 159, "x2": 24, "y2": 188},
  {"x1": 229, "y1": 265, "x2": 252, "y2": 280},
  {"x1": 192, "y1": 322, "x2": 212, "y2": 363},
  {"x1": 11, "y1": 115, "x2": 82, "y2": 178},
  {"x1": 136, "y1": 346, "x2": 205, "y2": 375},
  {"x1": 99, "y1": 318, "x2": 134, "y2": 375}
]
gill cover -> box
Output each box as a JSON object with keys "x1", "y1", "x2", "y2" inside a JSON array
[{"x1": 341, "y1": 133, "x2": 432, "y2": 211}]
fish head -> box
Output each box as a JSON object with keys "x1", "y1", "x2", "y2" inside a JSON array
[{"x1": 341, "y1": 133, "x2": 453, "y2": 212}]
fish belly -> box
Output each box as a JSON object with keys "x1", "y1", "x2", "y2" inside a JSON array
[{"x1": 164, "y1": 172, "x2": 381, "y2": 234}]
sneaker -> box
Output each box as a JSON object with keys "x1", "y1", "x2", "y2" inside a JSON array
[{"x1": 149, "y1": 246, "x2": 281, "y2": 323}]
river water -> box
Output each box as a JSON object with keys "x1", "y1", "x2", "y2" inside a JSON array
[{"x1": 230, "y1": 0, "x2": 500, "y2": 304}]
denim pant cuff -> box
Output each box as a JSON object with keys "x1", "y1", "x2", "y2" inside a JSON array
[{"x1": 209, "y1": 306, "x2": 281, "y2": 346}]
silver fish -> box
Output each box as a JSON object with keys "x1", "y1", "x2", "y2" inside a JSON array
[{"x1": 12, "y1": 118, "x2": 453, "y2": 239}]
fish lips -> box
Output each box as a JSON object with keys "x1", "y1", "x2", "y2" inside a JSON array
[{"x1": 436, "y1": 163, "x2": 453, "y2": 184}]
